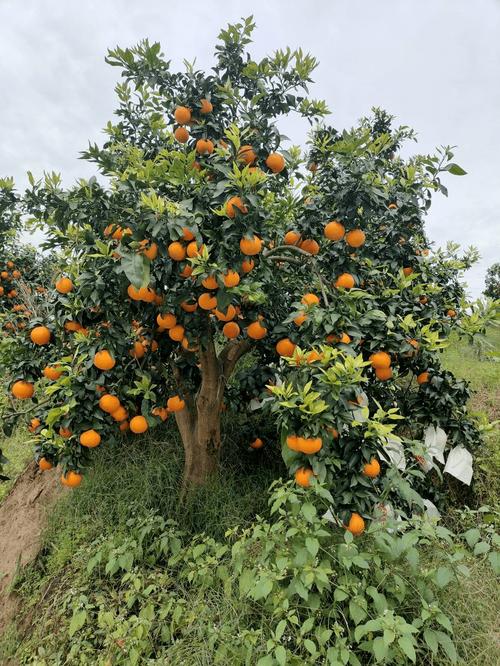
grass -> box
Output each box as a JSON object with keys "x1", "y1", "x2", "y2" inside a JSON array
[{"x1": 0, "y1": 427, "x2": 32, "y2": 503}]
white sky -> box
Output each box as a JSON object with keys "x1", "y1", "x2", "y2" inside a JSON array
[{"x1": 1, "y1": 0, "x2": 499, "y2": 296}]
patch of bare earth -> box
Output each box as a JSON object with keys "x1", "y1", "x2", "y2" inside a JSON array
[{"x1": 0, "y1": 462, "x2": 61, "y2": 635}]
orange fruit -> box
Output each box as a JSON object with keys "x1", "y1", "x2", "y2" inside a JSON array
[
  {"x1": 186, "y1": 241, "x2": 204, "y2": 258},
  {"x1": 299, "y1": 437, "x2": 322, "y2": 454},
  {"x1": 80, "y1": 429, "x2": 101, "y2": 448},
  {"x1": 12, "y1": 270, "x2": 21, "y2": 279},
  {"x1": 111, "y1": 406, "x2": 128, "y2": 422},
  {"x1": 99, "y1": 394, "x2": 121, "y2": 414},
  {"x1": 157, "y1": 313, "x2": 177, "y2": 329},
  {"x1": 306, "y1": 350, "x2": 322, "y2": 363},
  {"x1": 239, "y1": 235, "x2": 263, "y2": 256},
  {"x1": 168, "y1": 241, "x2": 186, "y2": 261},
  {"x1": 196, "y1": 138, "x2": 214, "y2": 155},
  {"x1": 417, "y1": 371, "x2": 429, "y2": 385},
  {"x1": 182, "y1": 227, "x2": 195, "y2": 241},
  {"x1": 6, "y1": 261, "x2": 14, "y2": 268},
  {"x1": 181, "y1": 337, "x2": 198, "y2": 352},
  {"x1": 238, "y1": 145, "x2": 257, "y2": 165},
  {"x1": 346, "y1": 512, "x2": 365, "y2": 536},
  {"x1": 93, "y1": 350, "x2": 116, "y2": 371},
  {"x1": 64, "y1": 320, "x2": 82, "y2": 332},
  {"x1": 223, "y1": 270, "x2": 240, "y2": 288},
  {"x1": 55, "y1": 276, "x2": 74, "y2": 294},
  {"x1": 247, "y1": 320, "x2": 267, "y2": 340},
  {"x1": 30, "y1": 326, "x2": 51, "y2": 345},
  {"x1": 241, "y1": 258, "x2": 255, "y2": 273},
  {"x1": 375, "y1": 367, "x2": 392, "y2": 381},
  {"x1": 169, "y1": 325, "x2": 185, "y2": 342},
  {"x1": 139, "y1": 240, "x2": 158, "y2": 261},
  {"x1": 226, "y1": 196, "x2": 248, "y2": 218},
  {"x1": 299, "y1": 239, "x2": 320, "y2": 255},
  {"x1": 152, "y1": 406, "x2": 169, "y2": 421},
  {"x1": 388, "y1": 203, "x2": 398, "y2": 210},
  {"x1": 419, "y1": 295, "x2": 428, "y2": 305},
  {"x1": 11, "y1": 380, "x2": 34, "y2": 399},
  {"x1": 447, "y1": 309, "x2": 457, "y2": 318},
  {"x1": 167, "y1": 395, "x2": 185, "y2": 412},
  {"x1": 174, "y1": 126, "x2": 189, "y2": 143},
  {"x1": 222, "y1": 321, "x2": 240, "y2": 338},
  {"x1": 130, "y1": 415, "x2": 148, "y2": 434},
  {"x1": 265, "y1": 153, "x2": 285, "y2": 173},
  {"x1": 295, "y1": 467, "x2": 314, "y2": 488},
  {"x1": 43, "y1": 365, "x2": 62, "y2": 381},
  {"x1": 324, "y1": 221, "x2": 345, "y2": 241},
  {"x1": 29, "y1": 417, "x2": 41, "y2": 432},
  {"x1": 198, "y1": 293, "x2": 217, "y2": 310},
  {"x1": 180, "y1": 264, "x2": 193, "y2": 277},
  {"x1": 345, "y1": 229, "x2": 365, "y2": 248},
  {"x1": 38, "y1": 457, "x2": 53, "y2": 471},
  {"x1": 181, "y1": 300, "x2": 198, "y2": 313},
  {"x1": 284, "y1": 230, "x2": 301, "y2": 245},
  {"x1": 59, "y1": 427, "x2": 72, "y2": 438},
  {"x1": 362, "y1": 458, "x2": 381, "y2": 478},
  {"x1": 402, "y1": 267, "x2": 413, "y2": 277},
  {"x1": 301, "y1": 293, "x2": 320, "y2": 307},
  {"x1": 202, "y1": 275, "x2": 218, "y2": 290},
  {"x1": 213, "y1": 304, "x2": 236, "y2": 321},
  {"x1": 369, "y1": 352, "x2": 391, "y2": 369},
  {"x1": 127, "y1": 284, "x2": 141, "y2": 300},
  {"x1": 199, "y1": 98, "x2": 213, "y2": 114},
  {"x1": 119, "y1": 420, "x2": 130, "y2": 432},
  {"x1": 335, "y1": 273, "x2": 355, "y2": 289},
  {"x1": 138, "y1": 287, "x2": 156, "y2": 303},
  {"x1": 293, "y1": 312, "x2": 307, "y2": 326},
  {"x1": 250, "y1": 437, "x2": 264, "y2": 449},
  {"x1": 61, "y1": 471, "x2": 82, "y2": 488},
  {"x1": 174, "y1": 106, "x2": 191, "y2": 124},
  {"x1": 276, "y1": 338, "x2": 296, "y2": 357}
]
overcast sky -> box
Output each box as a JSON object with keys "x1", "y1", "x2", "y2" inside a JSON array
[{"x1": 1, "y1": 0, "x2": 498, "y2": 296}]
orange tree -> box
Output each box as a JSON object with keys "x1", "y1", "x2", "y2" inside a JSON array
[{"x1": 0, "y1": 21, "x2": 487, "y2": 522}]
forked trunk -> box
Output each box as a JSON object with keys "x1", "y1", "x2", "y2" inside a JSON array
[{"x1": 174, "y1": 334, "x2": 251, "y2": 491}]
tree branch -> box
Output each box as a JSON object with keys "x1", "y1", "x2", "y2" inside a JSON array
[
  {"x1": 219, "y1": 338, "x2": 252, "y2": 380},
  {"x1": 264, "y1": 254, "x2": 302, "y2": 265},
  {"x1": 262, "y1": 244, "x2": 311, "y2": 258}
]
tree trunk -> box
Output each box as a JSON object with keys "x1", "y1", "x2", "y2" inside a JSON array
[{"x1": 174, "y1": 334, "x2": 252, "y2": 491}]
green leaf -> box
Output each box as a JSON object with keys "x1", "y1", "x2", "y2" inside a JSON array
[
  {"x1": 488, "y1": 550, "x2": 500, "y2": 574},
  {"x1": 69, "y1": 609, "x2": 87, "y2": 637},
  {"x1": 120, "y1": 251, "x2": 150, "y2": 288},
  {"x1": 435, "y1": 566, "x2": 453, "y2": 588},
  {"x1": 301, "y1": 503, "x2": 317, "y2": 522},
  {"x1": 424, "y1": 629, "x2": 439, "y2": 654},
  {"x1": 275, "y1": 619, "x2": 287, "y2": 641},
  {"x1": 349, "y1": 598, "x2": 367, "y2": 625},
  {"x1": 463, "y1": 528, "x2": 481, "y2": 548},
  {"x1": 303, "y1": 639, "x2": 317, "y2": 656},
  {"x1": 372, "y1": 636, "x2": 388, "y2": 661},
  {"x1": 436, "y1": 631, "x2": 457, "y2": 663},
  {"x1": 398, "y1": 635, "x2": 416, "y2": 662},
  {"x1": 274, "y1": 645, "x2": 287, "y2": 665},
  {"x1": 445, "y1": 163, "x2": 467, "y2": 176},
  {"x1": 473, "y1": 541, "x2": 491, "y2": 556},
  {"x1": 305, "y1": 537, "x2": 319, "y2": 558},
  {"x1": 252, "y1": 578, "x2": 273, "y2": 600}
]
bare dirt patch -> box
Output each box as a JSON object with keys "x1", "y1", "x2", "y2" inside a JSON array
[{"x1": 0, "y1": 462, "x2": 61, "y2": 635}]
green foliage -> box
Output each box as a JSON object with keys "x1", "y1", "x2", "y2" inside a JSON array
[{"x1": 484, "y1": 262, "x2": 500, "y2": 300}]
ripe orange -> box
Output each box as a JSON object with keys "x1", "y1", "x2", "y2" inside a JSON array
[
  {"x1": 181, "y1": 337, "x2": 198, "y2": 352},
  {"x1": 180, "y1": 264, "x2": 193, "y2": 278},
  {"x1": 301, "y1": 293, "x2": 320, "y2": 307},
  {"x1": 375, "y1": 367, "x2": 393, "y2": 381},
  {"x1": 6, "y1": 260, "x2": 14, "y2": 269},
  {"x1": 284, "y1": 230, "x2": 301, "y2": 245},
  {"x1": 345, "y1": 229, "x2": 366, "y2": 248},
  {"x1": 182, "y1": 227, "x2": 195, "y2": 241},
  {"x1": 202, "y1": 275, "x2": 218, "y2": 290},
  {"x1": 362, "y1": 458, "x2": 381, "y2": 478},
  {"x1": 119, "y1": 420, "x2": 130, "y2": 432},
  {"x1": 213, "y1": 304, "x2": 236, "y2": 321},
  {"x1": 388, "y1": 203, "x2": 398, "y2": 210},
  {"x1": 157, "y1": 312, "x2": 177, "y2": 329},
  {"x1": 295, "y1": 467, "x2": 314, "y2": 488},
  {"x1": 168, "y1": 241, "x2": 186, "y2": 261},
  {"x1": 293, "y1": 312, "x2": 307, "y2": 326},
  {"x1": 93, "y1": 350, "x2": 116, "y2": 371},
  {"x1": 447, "y1": 309, "x2": 457, "y2": 318},
  {"x1": 265, "y1": 153, "x2": 285, "y2": 173},
  {"x1": 169, "y1": 325, "x2": 185, "y2": 342},
  {"x1": 299, "y1": 239, "x2": 320, "y2": 255},
  {"x1": 99, "y1": 394, "x2": 121, "y2": 414},
  {"x1": 181, "y1": 300, "x2": 198, "y2": 313},
  {"x1": 240, "y1": 235, "x2": 263, "y2": 256},
  {"x1": 64, "y1": 320, "x2": 82, "y2": 332},
  {"x1": 226, "y1": 196, "x2": 248, "y2": 218},
  {"x1": 12, "y1": 270, "x2": 21, "y2": 279},
  {"x1": 369, "y1": 352, "x2": 391, "y2": 369},
  {"x1": 167, "y1": 395, "x2": 185, "y2": 412},
  {"x1": 276, "y1": 338, "x2": 296, "y2": 357},
  {"x1": 346, "y1": 512, "x2": 365, "y2": 536},
  {"x1": 11, "y1": 380, "x2": 34, "y2": 399},
  {"x1": 241, "y1": 258, "x2": 255, "y2": 273},
  {"x1": 417, "y1": 371, "x2": 429, "y2": 385},
  {"x1": 43, "y1": 365, "x2": 62, "y2": 381},
  {"x1": 196, "y1": 138, "x2": 215, "y2": 155},
  {"x1": 247, "y1": 320, "x2": 267, "y2": 340},
  {"x1": 111, "y1": 406, "x2": 128, "y2": 422},
  {"x1": 238, "y1": 145, "x2": 257, "y2": 165},
  {"x1": 59, "y1": 427, "x2": 72, "y2": 438},
  {"x1": 324, "y1": 221, "x2": 345, "y2": 241},
  {"x1": 223, "y1": 270, "x2": 240, "y2": 288},
  {"x1": 130, "y1": 415, "x2": 148, "y2": 434},
  {"x1": 139, "y1": 240, "x2": 158, "y2": 261},
  {"x1": 174, "y1": 126, "x2": 189, "y2": 143},
  {"x1": 306, "y1": 350, "x2": 322, "y2": 363},
  {"x1": 222, "y1": 321, "x2": 240, "y2": 338},
  {"x1": 419, "y1": 295, "x2": 428, "y2": 305},
  {"x1": 198, "y1": 293, "x2": 217, "y2": 310},
  {"x1": 152, "y1": 406, "x2": 169, "y2": 421},
  {"x1": 174, "y1": 106, "x2": 191, "y2": 124},
  {"x1": 30, "y1": 326, "x2": 51, "y2": 345},
  {"x1": 187, "y1": 241, "x2": 204, "y2": 257},
  {"x1": 80, "y1": 429, "x2": 101, "y2": 448},
  {"x1": 250, "y1": 437, "x2": 264, "y2": 449},
  {"x1": 402, "y1": 267, "x2": 413, "y2": 277},
  {"x1": 29, "y1": 417, "x2": 41, "y2": 432},
  {"x1": 61, "y1": 471, "x2": 82, "y2": 488},
  {"x1": 335, "y1": 273, "x2": 355, "y2": 289},
  {"x1": 55, "y1": 276, "x2": 74, "y2": 294},
  {"x1": 199, "y1": 98, "x2": 213, "y2": 114},
  {"x1": 39, "y1": 457, "x2": 53, "y2": 471}
]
